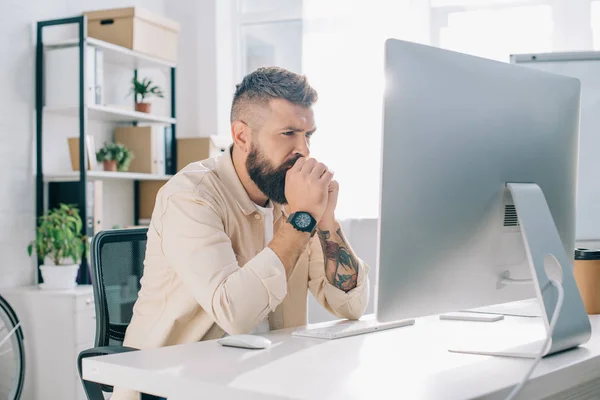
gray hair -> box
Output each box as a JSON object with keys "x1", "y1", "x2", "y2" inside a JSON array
[{"x1": 230, "y1": 67, "x2": 318, "y2": 124}]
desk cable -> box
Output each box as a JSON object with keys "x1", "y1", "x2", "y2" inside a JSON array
[{"x1": 505, "y1": 279, "x2": 564, "y2": 400}]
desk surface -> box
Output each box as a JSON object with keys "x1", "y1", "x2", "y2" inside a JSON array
[{"x1": 83, "y1": 311, "x2": 600, "y2": 400}]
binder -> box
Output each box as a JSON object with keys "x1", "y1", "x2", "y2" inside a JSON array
[
  {"x1": 67, "y1": 135, "x2": 98, "y2": 171},
  {"x1": 94, "y1": 49, "x2": 104, "y2": 105},
  {"x1": 164, "y1": 126, "x2": 175, "y2": 174},
  {"x1": 45, "y1": 46, "x2": 98, "y2": 107},
  {"x1": 153, "y1": 127, "x2": 166, "y2": 175}
]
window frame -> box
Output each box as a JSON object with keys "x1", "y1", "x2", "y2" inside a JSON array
[
  {"x1": 429, "y1": 0, "x2": 594, "y2": 55},
  {"x1": 429, "y1": 0, "x2": 552, "y2": 48},
  {"x1": 234, "y1": 0, "x2": 304, "y2": 79}
]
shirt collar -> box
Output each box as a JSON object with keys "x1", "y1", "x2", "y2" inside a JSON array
[{"x1": 216, "y1": 144, "x2": 289, "y2": 223}]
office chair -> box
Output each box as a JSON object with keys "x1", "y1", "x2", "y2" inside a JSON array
[{"x1": 77, "y1": 228, "x2": 161, "y2": 400}]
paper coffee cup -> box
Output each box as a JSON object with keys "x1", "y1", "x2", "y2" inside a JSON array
[{"x1": 574, "y1": 248, "x2": 600, "y2": 315}]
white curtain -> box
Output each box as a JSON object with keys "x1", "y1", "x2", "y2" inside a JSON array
[{"x1": 302, "y1": 0, "x2": 429, "y2": 219}]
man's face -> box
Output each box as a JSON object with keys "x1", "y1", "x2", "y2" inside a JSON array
[{"x1": 246, "y1": 98, "x2": 316, "y2": 204}]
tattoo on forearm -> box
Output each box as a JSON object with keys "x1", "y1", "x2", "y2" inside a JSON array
[
  {"x1": 317, "y1": 229, "x2": 330, "y2": 241},
  {"x1": 318, "y1": 228, "x2": 359, "y2": 292}
]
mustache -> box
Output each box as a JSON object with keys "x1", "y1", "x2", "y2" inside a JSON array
[{"x1": 282, "y1": 156, "x2": 301, "y2": 170}]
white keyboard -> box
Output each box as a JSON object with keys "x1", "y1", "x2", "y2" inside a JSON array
[{"x1": 291, "y1": 318, "x2": 415, "y2": 340}]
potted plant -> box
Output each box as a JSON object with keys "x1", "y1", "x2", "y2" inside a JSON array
[
  {"x1": 27, "y1": 204, "x2": 88, "y2": 290},
  {"x1": 96, "y1": 142, "x2": 134, "y2": 172},
  {"x1": 130, "y1": 77, "x2": 164, "y2": 113}
]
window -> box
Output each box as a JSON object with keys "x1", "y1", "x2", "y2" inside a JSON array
[
  {"x1": 235, "y1": 0, "x2": 428, "y2": 219},
  {"x1": 592, "y1": 0, "x2": 600, "y2": 49},
  {"x1": 235, "y1": 0, "x2": 303, "y2": 79},
  {"x1": 233, "y1": 0, "x2": 595, "y2": 219},
  {"x1": 240, "y1": 21, "x2": 303, "y2": 76},
  {"x1": 434, "y1": 4, "x2": 553, "y2": 62},
  {"x1": 240, "y1": 0, "x2": 302, "y2": 15},
  {"x1": 302, "y1": 1, "x2": 428, "y2": 219}
]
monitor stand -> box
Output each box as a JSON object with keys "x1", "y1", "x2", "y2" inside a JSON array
[{"x1": 448, "y1": 183, "x2": 591, "y2": 359}]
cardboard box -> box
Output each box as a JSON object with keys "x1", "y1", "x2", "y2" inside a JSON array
[
  {"x1": 177, "y1": 135, "x2": 231, "y2": 171},
  {"x1": 84, "y1": 7, "x2": 180, "y2": 63},
  {"x1": 139, "y1": 180, "x2": 167, "y2": 220},
  {"x1": 114, "y1": 126, "x2": 165, "y2": 174}
]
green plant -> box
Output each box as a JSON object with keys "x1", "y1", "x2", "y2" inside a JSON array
[
  {"x1": 27, "y1": 204, "x2": 88, "y2": 266},
  {"x1": 96, "y1": 142, "x2": 134, "y2": 172},
  {"x1": 130, "y1": 77, "x2": 164, "y2": 103}
]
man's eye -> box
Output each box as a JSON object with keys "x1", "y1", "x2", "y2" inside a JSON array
[
  {"x1": 306, "y1": 132, "x2": 313, "y2": 138},
  {"x1": 283, "y1": 131, "x2": 294, "y2": 136}
]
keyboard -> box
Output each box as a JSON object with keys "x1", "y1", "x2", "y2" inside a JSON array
[{"x1": 291, "y1": 318, "x2": 415, "y2": 340}]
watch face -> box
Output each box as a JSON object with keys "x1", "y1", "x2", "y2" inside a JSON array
[{"x1": 294, "y1": 212, "x2": 313, "y2": 229}]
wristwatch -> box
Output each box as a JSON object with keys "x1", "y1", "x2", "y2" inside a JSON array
[{"x1": 287, "y1": 211, "x2": 317, "y2": 236}]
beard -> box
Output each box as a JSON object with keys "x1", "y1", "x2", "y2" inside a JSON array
[{"x1": 246, "y1": 143, "x2": 299, "y2": 205}]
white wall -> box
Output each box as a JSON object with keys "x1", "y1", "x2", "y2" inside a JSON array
[
  {"x1": 166, "y1": 0, "x2": 236, "y2": 139},
  {"x1": 0, "y1": 0, "x2": 166, "y2": 288},
  {"x1": 216, "y1": 0, "x2": 237, "y2": 138}
]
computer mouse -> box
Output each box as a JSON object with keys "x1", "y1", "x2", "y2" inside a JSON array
[{"x1": 217, "y1": 334, "x2": 272, "y2": 350}]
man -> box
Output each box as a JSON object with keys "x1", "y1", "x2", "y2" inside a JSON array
[{"x1": 113, "y1": 67, "x2": 369, "y2": 399}]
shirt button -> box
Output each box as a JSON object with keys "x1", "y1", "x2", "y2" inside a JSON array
[{"x1": 254, "y1": 214, "x2": 261, "y2": 220}]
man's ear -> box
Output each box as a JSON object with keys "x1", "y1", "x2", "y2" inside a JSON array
[{"x1": 231, "y1": 120, "x2": 252, "y2": 153}]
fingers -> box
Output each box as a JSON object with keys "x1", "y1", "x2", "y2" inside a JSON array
[
  {"x1": 328, "y1": 179, "x2": 339, "y2": 192},
  {"x1": 290, "y1": 157, "x2": 306, "y2": 173},
  {"x1": 301, "y1": 158, "x2": 317, "y2": 175},
  {"x1": 311, "y1": 162, "x2": 328, "y2": 179},
  {"x1": 321, "y1": 170, "x2": 334, "y2": 183},
  {"x1": 292, "y1": 157, "x2": 333, "y2": 186}
]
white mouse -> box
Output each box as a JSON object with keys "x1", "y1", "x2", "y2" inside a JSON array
[{"x1": 218, "y1": 334, "x2": 272, "y2": 350}]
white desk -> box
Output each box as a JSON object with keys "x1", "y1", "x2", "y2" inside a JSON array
[{"x1": 83, "y1": 312, "x2": 600, "y2": 400}]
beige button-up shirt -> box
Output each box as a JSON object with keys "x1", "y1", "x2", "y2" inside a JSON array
[{"x1": 121, "y1": 145, "x2": 370, "y2": 357}]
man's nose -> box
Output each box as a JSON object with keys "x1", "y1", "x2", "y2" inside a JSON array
[{"x1": 294, "y1": 135, "x2": 310, "y2": 158}]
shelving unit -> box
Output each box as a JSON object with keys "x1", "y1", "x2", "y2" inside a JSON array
[
  {"x1": 44, "y1": 171, "x2": 174, "y2": 183},
  {"x1": 35, "y1": 16, "x2": 177, "y2": 284},
  {"x1": 44, "y1": 37, "x2": 176, "y2": 69},
  {"x1": 44, "y1": 104, "x2": 176, "y2": 124}
]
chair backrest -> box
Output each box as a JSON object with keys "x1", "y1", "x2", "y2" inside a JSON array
[{"x1": 90, "y1": 228, "x2": 148, "y2": 347}]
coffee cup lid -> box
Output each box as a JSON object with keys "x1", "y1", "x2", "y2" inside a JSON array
[{"x1": 575, "y1": 248, "x2": 600, "y2": 260}]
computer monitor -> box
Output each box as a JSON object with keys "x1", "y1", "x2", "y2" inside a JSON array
[{"x1": 376, "y1": 39, "x2": 590, "y2": 357}]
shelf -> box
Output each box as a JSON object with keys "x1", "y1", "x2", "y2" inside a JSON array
[
  {"x1": 44, "y1": 104, "x2": 176, "y2": 124},
  {"x1": 44, "y1": 37, "x2": 175, "y2": 69},
  {"x1": 44, "y1": 171, "x2": 173, "y2": 182}
]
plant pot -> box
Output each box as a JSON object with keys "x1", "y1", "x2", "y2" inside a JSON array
[
  {"x1": 103, "y1": 160, "x2": 117, "y2": 172},
  {"x1": 135, "y1": 102, "x2": 151, "y2": 113},
  {"x1": 40, "y1": 264, "x2": 79, "y2": 290}
]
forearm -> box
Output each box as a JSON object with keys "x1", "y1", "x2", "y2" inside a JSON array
[
  {"x1": 317, "y1": 219, "x2": 360, "y2": 292},
  {"x1": 211, "y1": 250, "x2": 286, "y2": 334},
  {"x1": 269, "y1": 222, "x2": 312, "y2": 280}
]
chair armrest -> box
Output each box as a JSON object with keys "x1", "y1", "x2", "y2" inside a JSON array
[{"x1": 77, "y1": 346, "x2": 138, "y2": 400}]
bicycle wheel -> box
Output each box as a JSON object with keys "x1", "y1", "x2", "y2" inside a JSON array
[{"x1": 0, "y1": 295, "x2": 25, "y2": 400}]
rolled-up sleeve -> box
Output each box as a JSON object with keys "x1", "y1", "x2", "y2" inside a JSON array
[
  {"x1": 158, "y1": 190, "x2": 287, "y2": 335},
  {"x1": 307, "y1": 236, "x2": 370, "y2": 320}
]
